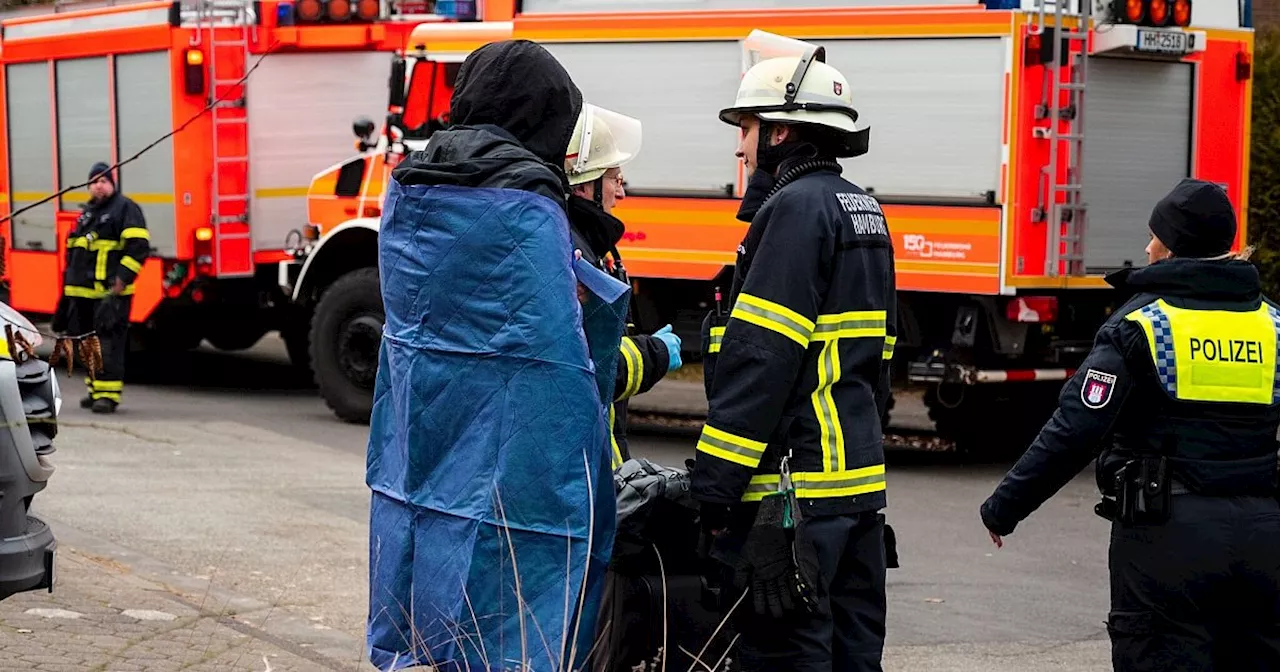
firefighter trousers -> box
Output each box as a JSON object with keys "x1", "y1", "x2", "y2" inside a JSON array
[
  {"x1": 1107, "y1": 494, "x2": 1280, "y2": 672},
  {"x1": 730, "y1": 511, "x2": 887, "y2": 672},
  {"x1": 65, "y1": 296, "x2": 130, "y2": 402}
]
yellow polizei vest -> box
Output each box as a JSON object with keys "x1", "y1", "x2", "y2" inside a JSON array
[{"x1": 1125, "y1": 299, "x2": 1280, "y2": 405}]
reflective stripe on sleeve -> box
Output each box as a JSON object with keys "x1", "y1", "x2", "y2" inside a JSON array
[
  {"x1": 696, "y1": 424, "x2": 767, "y2": 468},
  {"x1": 618, "y1": 337, "x2": 643, "y2": 400},
  {"x1": 812, "y1": 311, "x2": 887, "y2": 342},
  {"x1": 730, "y1": 293, "x2": 815, "y2": 348},
  {"x1": 120, "y1": 227, "x2": 150, "y2": 240},
  {"x1": 120, "y1": 256, "x2": 143, "y2": 273}
]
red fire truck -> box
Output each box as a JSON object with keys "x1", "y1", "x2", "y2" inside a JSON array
[
  {"x1": 279, "y1": 0, "x2": 1254, "y2": 451},
  {"x1": 0, "y1": 0, "x2": 431, "y2": 359}
]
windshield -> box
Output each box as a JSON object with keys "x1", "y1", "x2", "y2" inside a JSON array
[{"x1": 402, "y1": 60, "x2": 461, "y2": 141}]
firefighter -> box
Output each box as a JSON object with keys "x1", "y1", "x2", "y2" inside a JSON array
[
  {"x1": 980, "y1": 178, "x2": 1280, "y2": 671},
  {"x1": 690, "y1": 33, "x2": 895, "y2": 672},
  {"x1": 51, "y1": 162, "x2": 149, "y2": 414},
  {"x1": 565, "y1": 104, "x2": 683, "y2": 469}
]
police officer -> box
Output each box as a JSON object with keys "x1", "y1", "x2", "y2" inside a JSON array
[
  {"x1": 980, "y1": 178, "x2": 1280, "y2": 671},
  {"x1": 564, "y1": 104, "x2": 682, "y2": 469},
  {"x1": 52, "y1": 162, "x2": 150, "y2": 414},
  {"x1": 690, "y1": 32, "x2": 896, "y2": 672}
]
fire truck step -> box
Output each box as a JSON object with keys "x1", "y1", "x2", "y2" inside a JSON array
[
  {"x1": 216, "y1": 216, "x2": 248, "y2": 225},
  {"x1": 212, "y1": 117, "x2": 248, "y2": 124},
  {"x1": 1061, "y1": 83, "x2": 1085, "y2": 91},
  {"x1": 214, "y1": 79, "x2": 246, "y2": 86},
  {"x1": 215, "y1": 156, "x2": 249, "y2": 163},
  {"x1": 212, "y1": 40, "x2": 248, "y2": 47},
  {"x1": 1054, "y1": 184, "x2": 1082, "y2": 191}
]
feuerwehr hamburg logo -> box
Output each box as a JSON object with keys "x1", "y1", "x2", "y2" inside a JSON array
[
  {"x1": 833, "y1": 81, "x2": 843, "y2": 96},
  {"x1": 1081, "y1": 369, "x2": 1117, "y2": 409}
]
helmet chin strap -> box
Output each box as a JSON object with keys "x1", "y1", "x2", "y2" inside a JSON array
[{"x1": 591, "y1": 175, "x2": 606, "y2": 207}]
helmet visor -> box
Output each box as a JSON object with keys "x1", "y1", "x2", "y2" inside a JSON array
[
  {"x1": 572, "y1": 104, "x2": 643, "y2": 176},
  {"x1": 742, "y1": 30, "x2": 824, "y2": 69}
]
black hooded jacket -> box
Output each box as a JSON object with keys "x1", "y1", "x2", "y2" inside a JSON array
[
  {"x1": 566, "y1": 195, "x2": 670, "y2": 467},
  {"x1": 391, "y1": 40, "x2": 581, "y2": 202},
  {"x1": 981, "y1": 258, "x2": 1280, "y2": 536}
]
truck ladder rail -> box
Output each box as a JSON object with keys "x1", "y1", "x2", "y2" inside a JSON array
[
  {"x1": 194, "y1": 0, "x2": 255, "y2": 277},
  {"x1": 1031, "y1": 0, "x2": 1091, "y2": 278}
]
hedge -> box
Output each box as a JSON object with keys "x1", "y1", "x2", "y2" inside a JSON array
[{"x1": 1252, "y1": 27, "x2": 1280, "y2": 296}]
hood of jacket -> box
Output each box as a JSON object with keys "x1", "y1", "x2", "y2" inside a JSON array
[
  {"x1": 390, "y1": 40, "x2": 582, "y2": 200},
  {"x1": 1106, "y1": 257, "x2": 1262, "y2": 304}
]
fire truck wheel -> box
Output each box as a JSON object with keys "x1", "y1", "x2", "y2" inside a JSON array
[{"x1": 310, "y1": 267, "x2": 383, "y2": 424}]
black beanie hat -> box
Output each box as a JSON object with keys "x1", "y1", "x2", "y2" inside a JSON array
[
  {"x1": 1147, "y1": 178, "x2": 1236, "y2": 259},
  {"x1": 88, "y1": 162, "x2": 114, "y2": 186}
]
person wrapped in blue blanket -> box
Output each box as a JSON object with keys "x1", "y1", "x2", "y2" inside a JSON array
[{"x1": 365, "y1": 39, "x2": 626, "y2": 672}]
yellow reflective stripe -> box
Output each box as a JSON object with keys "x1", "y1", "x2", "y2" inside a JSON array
[
  {"x1": 617, "y1": 337, "x2": 643, "y2": 400},
  {"x1": 709, "y1": 326, "x2": 725, "y2": 354},
  {"x1": 0, "y1": 336, "x2": 10, "y2": 360},
  {"x1": 696, "y1": 424, "x2": 767, "y2": 468},
  {"x1": 64, "y1": 285, "x2": 106, "y2": 298},
  {"x1": 609, "y1": 404, "x2": 624, "y2": 470},
  {"x1": 740, "y1": 465, "x2": 888, "y2": 502},
  {"x1": 119, "y1": 256, "x2": 143, "y2": 273},
  {"x1": 812, "y1": 339, "x2": 845, "y2": 472},
  {"x1": 883, "y1": 335, "x2": 897, "y2": 360},
  {"x1": 90, "y1": 391, "x2": 121, "y2": 402},
  {"x1": 66, "y1": 236, "x2": 124, "y2": 251},
  {"x1": 95, "y1": 249, "x2": 110, "y2": 280},
  {"x1": 92, "y1": 380, "x2": 123, "y2": 391},
  {"x1": 120, "y1": 227, "x2": 149, "y2": 240},
  {"x1": 731, "y1": 293, "x2": 814, "y2": 347},
  {"x1": 812, "y1": 310, "x2": 887, "y2": 342}
]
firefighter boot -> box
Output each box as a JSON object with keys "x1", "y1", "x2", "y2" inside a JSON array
[
  {"x1": 91, "y1": 398, "x2": 117, "y2": 414},
  {"x1": 80, "y1": 395, "x2": 93, "y2": 409}
]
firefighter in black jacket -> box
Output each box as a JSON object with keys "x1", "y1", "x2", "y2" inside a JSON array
[
  {"x1": 565, "y1": 104, "x2": 682, "y2": 469},
  {"x1": 52, "y1": 162, "x2": 149, "y2": 414},
  {"x1": 981, "y1": 179, "x2": 1280, "y2": 671},
  {"x1": 691, "y1": 32, "x2": 895, "y2": 672}
]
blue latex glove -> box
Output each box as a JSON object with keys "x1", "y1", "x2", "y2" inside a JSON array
[{"x1": 654, "y1": 324, "x2": 683, "y2": 373}]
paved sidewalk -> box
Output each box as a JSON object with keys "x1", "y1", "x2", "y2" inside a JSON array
[{"x1": 0, "y1": 545, "x2": 367, "y2": 672}]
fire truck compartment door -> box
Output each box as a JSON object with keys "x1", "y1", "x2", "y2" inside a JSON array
[
  {"x1": 814, "y1": 37, "x2": 1005, "y2": 201},
  {"x1": 543, "y1": 41, "x2": 742, "y2": 195},
  {"x1": 246, "y1": 51, "x2": 390, "y2": 252},
  {"x1": 1081, "y1": 57, "x2": 1193, "y2": 273},
  {"x1": 6, "y1": 62, "x2": 57, "y2": 253}
]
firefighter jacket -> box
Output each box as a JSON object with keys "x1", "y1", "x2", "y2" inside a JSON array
[
  {"x1": 567, "y1": 195, "x2": 670, "y2": 468},
  {"x1": 62, "y1": 191, "x2": 150, "y2": 299},
  {"x1": 981, "y1": 258, "x2": 1280, "y2": 536},
  {"x1": 691, "y1": 160, "x2": 897, "y2": 517}
]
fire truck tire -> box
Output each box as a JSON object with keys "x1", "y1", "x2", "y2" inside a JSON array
[{"x1": 309, "y1": 267, "x2": 383, "y2": 424}]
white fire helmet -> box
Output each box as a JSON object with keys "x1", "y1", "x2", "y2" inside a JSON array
[
  {"x1": 565, "y1": 104, "x2": 643, "y2": 187},
  {"x1": 718, "y1": 30, "x2": 870, "y2": 158}
]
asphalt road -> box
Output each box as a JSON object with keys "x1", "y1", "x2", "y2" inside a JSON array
[{"x1": 30, "y1": 335, "x2": 1112, "y2": 670}]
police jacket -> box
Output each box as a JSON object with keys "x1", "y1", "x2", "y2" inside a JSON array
[
  {"x1": 567, "y1": 195, "x2": 670, "y2": 469},
  {"x1": 62, "y1": 191, "x2": 150, "y2": 299},
  {"x1": 690, "y1": 159, "x2": 898, "y2": 517},
  {"x1": 981, "y1": 258, "x2": 1280, "y2": 536}
]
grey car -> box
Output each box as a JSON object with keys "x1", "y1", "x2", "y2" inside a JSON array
[{"x1": 0, "y1": 302, "x2": 57, "y2": 601}]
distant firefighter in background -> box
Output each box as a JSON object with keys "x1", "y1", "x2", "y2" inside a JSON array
[{"x1": 51, "y1": 162, "x2": 150, "y2": 414}]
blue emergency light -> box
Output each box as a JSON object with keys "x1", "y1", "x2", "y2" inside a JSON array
[
  {"x1": 434, "y1": 0, "x2": 476, "y2": 20},
  {"x1": 277, "y1": 0, "x2": 295, "y2": 25}
]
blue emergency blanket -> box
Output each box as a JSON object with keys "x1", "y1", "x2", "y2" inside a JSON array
[{"x1": 366, "y1": 178, "x2": 630, "y2": 672}]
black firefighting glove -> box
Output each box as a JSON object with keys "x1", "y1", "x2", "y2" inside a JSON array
[{"x1": 742, "y1": 493, "x2": 820, "y2": 619}]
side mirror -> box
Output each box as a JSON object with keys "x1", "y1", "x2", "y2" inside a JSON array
[
  {"x1": 353, "y1": 116, "x2": 376, "y2": 140},
  {"x1": 353, "y1": 115, "x2": 377, "y2": 152},
  {"x1": 388, "y1": 56, "x2": 407, "y2": 109}
]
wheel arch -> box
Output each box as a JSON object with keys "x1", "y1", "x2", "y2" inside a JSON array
[{"x1": 292, "y1": 218, "x2": 381, "y2": 305}]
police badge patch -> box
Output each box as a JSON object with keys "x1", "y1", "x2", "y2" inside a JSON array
[{"x1": 1081, "y1": 369, "x2": 1117, "y2": 409}]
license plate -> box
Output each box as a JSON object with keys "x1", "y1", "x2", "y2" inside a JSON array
[{"x1": 1135, "y1": 29, "x2": 1190, "y2": 55}]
